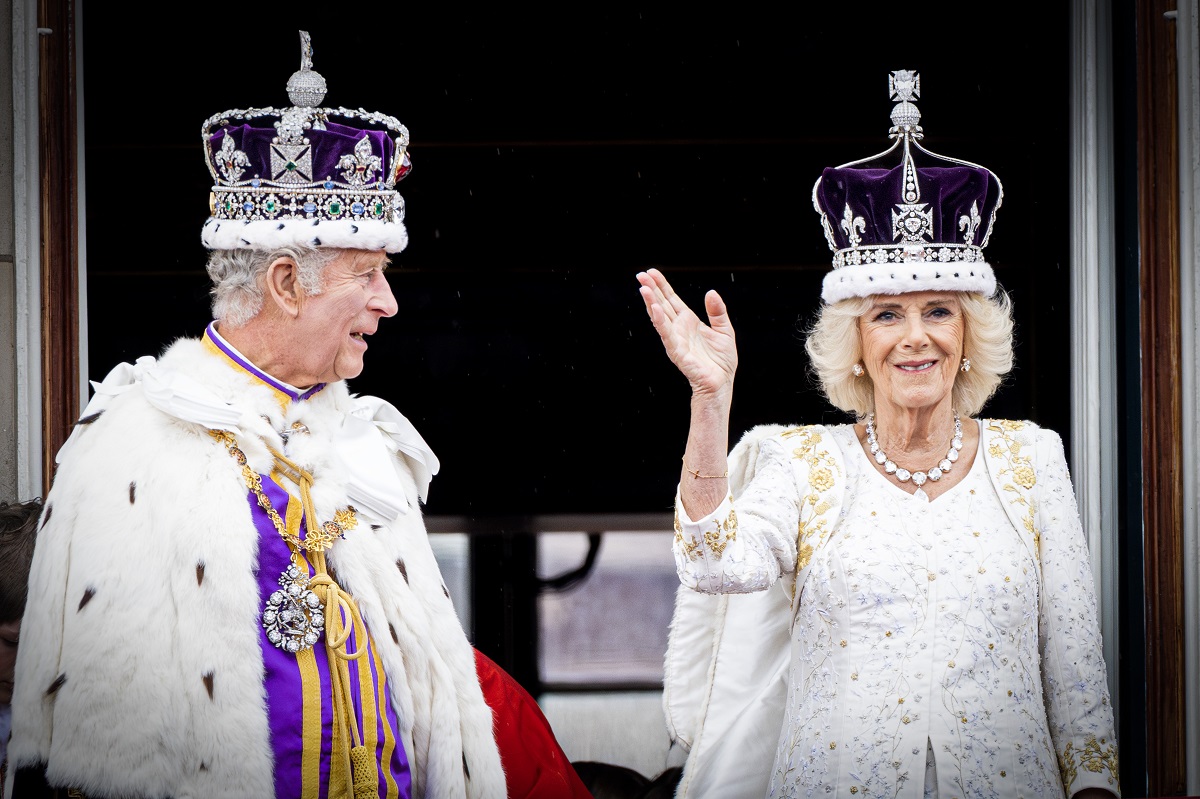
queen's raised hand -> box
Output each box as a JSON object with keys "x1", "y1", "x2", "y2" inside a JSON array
[{"x1": 636, "y1": 268, "x2": 738, "y2": 403}]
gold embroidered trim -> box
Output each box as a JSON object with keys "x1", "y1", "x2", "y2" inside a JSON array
[
  {"x1": 675, "y1": 498, "x2": 736, "y2": 560},
  {"x1": 1059, "y1": 735, "x2": 1120, "y2": 792},
  {"x1": 985, "y1": 420, "x2": 1040, "y2": 550},
  {"x1": 674, "y1": 507, "x2": 703, "y2": 560},
  {"x1": 781, "y1": 426, "x2": 842, "y2": 579},
  {"x1": 703, "y1": 507, "x2": 738, "y2": 558},
  {"x1": 209, "y1": 429, "x2": 357, "y2": 553},
  {"x1": 676, "y1": 529, "x2": 703, "y2": 561}
]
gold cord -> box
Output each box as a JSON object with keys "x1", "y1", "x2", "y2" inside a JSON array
[{"x1": 210, "y1": 429, "x2": 374, "y2": 790}]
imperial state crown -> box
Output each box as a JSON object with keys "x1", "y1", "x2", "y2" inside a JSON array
[{"x1": 200, "y1": 31, "x2": 412, "y2": 253}]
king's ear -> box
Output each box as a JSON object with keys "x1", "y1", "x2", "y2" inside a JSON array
[{"x1": 264, "y1": 256, "x2": 302, "y2": 318}]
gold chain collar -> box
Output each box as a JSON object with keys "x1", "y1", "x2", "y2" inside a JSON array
[
  {"x1": 209, "y1": 428, "x2": 378, "y2": 792},
  {"x1": 209, "y1": 429, "x2": 358, "y2": 552}
]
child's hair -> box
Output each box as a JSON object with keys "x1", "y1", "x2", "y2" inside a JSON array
[{"x1": 0, "y1": 498, "x2": 44, "y2": 623}]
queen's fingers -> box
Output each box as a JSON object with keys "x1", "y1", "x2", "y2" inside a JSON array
[
  {"x1": 639, "y1": 286, "x2": 675, "y2": 328},
  {"x1": 637, "y1": 274, "x2": 680, "y2": 323},
  {"x1": 645, "y1": 269, "x2": 693, "y2": 318}
]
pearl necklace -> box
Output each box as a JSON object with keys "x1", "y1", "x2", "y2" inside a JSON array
[{"x1": 865, "y1": 411, "x2": 964, "y2": 487}]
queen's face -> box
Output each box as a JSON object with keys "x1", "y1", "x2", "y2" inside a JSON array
[{"x1": 858, "y1": 292, "x2": 965, "y2": 415}]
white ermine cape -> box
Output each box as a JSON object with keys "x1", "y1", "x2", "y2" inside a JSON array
[{"x1": 8, "y1": 337, "x2": 505, "y2": 799}]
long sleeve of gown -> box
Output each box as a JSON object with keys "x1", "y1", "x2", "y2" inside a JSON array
[
  {"x1": 672, "y1": 435, "x2": 803, "y2": 595},
  {"x1": 1035, "y1": 429, "x2": 1121, "y2": 796}
]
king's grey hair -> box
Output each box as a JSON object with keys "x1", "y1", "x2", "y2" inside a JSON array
[{"x1": 205, "y1": 246, "x2": 340, "y2": 328}]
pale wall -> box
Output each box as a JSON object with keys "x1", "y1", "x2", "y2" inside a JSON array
[{"x1": 1, "y1": 0, "x2": 18, "y2": 500}]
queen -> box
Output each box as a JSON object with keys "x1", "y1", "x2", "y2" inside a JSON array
[{"x1": 638, "y1": 71, "x2": 1120, "y2": 799}]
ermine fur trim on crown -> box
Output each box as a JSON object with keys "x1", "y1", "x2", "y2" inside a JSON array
[
  {"x1": 201, "y1": 217, "x2": 408, "y2": 253},
  {"x1": 821, "y1": 259, "x2": 996, "y2": 304}
]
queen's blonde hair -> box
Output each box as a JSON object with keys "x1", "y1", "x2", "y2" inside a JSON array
[{"x1": 804, "y1": 289, "x2": 1014, "y2": 417}]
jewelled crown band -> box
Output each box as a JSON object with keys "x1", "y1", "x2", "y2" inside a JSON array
[
  {"x1": 812, "y1": 70, "x2": 1004, "y2": 304},
  {"x1": 200, "y1": 31, "x2": 412, "y2": 253}
]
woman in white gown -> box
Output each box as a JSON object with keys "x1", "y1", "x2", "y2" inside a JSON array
[{"x1": 636, "y1": 71, "x2": 1119, "y2": 799}]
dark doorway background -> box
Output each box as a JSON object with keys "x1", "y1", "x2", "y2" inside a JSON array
[{"x1": 81, "y1": 5, "x2": 1071, "y2": 519}]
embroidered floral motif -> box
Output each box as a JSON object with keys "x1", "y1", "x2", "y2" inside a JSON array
[
  {"x1": 703, "y1": 507, "x2": 738, "y2": 558},
  {"x1": 673, "y1": 507, "x2": 706, "y2": 561},
  {"x1": 705, "y1": 529, "x2": 728, "y2": 557},
  {"x1": 1060, "y1": 735, "x2": 1120, "y2": 792},
  {"x1": 783, "y1": 427, "x2": 843, "y2": 578},
  {"x1": 811, "y1": 467, "x2": 835, "y2": 493},
  {"x1": 1013, "y1": 463, "x2": 1037, "y2": 490},
  {"x1": 674, "y1": 527, "x2": 701, "y2": 561},
  {"x1": 795, "y1": 519, "x2": 829, "y2": 573},
  {"x1": 796, "y1": 541, "x2": 815, "y2": 572},
  {"x1": 986, "y1": 421, "x2": 1040, "y2": 546}
]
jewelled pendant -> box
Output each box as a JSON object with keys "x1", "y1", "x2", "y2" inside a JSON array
[{"x1": 263, "y1": 562, "x2": 325, "y2": 653}]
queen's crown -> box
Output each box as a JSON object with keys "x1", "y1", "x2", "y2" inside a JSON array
[{"x1": 812, "y1": 70, "x2": 1004, "y2": 304}]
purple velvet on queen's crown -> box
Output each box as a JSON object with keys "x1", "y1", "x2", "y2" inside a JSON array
[
  {"x1": 815, "y1": 161, "x2": 1002, "y2": 250},
  {"x1": 209, "y1": 121, "x2": 396, "y2": 187}
]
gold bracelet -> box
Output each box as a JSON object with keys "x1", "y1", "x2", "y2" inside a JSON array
[{"x1": 682, "y1": 455, "x2": 728, "y2": 479}]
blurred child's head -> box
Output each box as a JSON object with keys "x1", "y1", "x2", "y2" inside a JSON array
[{"x1": 0, "y1": 497, "x2": 43, "y2": 704}]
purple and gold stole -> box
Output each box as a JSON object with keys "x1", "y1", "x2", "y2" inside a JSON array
[{"x1": 204, "y1": 324, "x2": 411, "y2": 799}]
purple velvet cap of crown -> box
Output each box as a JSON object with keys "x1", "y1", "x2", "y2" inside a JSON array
[
  {"x1": 202, "y1": 117, "x2": 411, "y2": 253},
  {"x1": 208, "y1": 122, "x2": 397, "y2": 189},
  {"x1": 814, "y1": 162, "x2": 1001, "y2": 253}
]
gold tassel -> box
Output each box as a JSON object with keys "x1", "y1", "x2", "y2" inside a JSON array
[
  {"x1": 351, "y1": 745, "x2": 380, "y2": 798},
  {"x1": 212, "y1": 433, "x2": 383, "y2": 793},
  {"x1": 271, "y1": 445, "x2": 376, "y2": 795}
]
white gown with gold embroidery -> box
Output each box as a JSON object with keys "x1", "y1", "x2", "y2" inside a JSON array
[{"x1": 671, "y1": 421, "x2": 1119, "y2": 799}]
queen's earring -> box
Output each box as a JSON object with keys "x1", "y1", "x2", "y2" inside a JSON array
[
  {"x1": 960, "y1": 357, "x2": 971, "y2": 373},
  {"x1": 852, "y1": 363, "x2": 865, "y2": 377}
]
